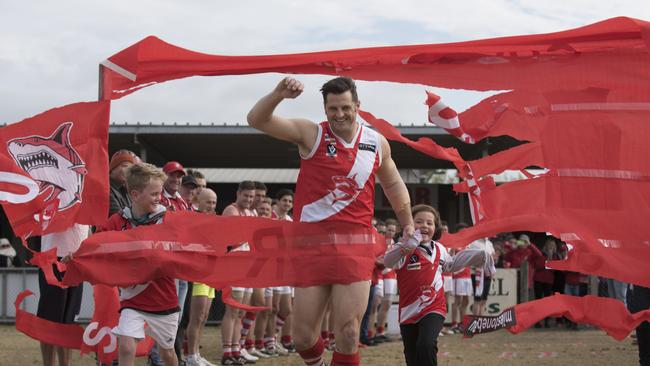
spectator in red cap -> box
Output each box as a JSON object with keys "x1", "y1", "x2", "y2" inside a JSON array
[
  {"x1": 160, "y1": 161, "x2": 188, "y2": 212},
  {"x1": 109, "y1": 150, "x2": 139, "y2": 217}
]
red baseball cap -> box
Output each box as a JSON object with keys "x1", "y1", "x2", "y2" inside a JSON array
[{"x1": 163, "y1": 161, "x2": 186, "y2": 176}]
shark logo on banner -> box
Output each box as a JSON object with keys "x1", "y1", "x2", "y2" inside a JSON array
[
  {"x1": 0, "y1": 101, "x2": 110, "y2": 237},
  {"x1": 7, "y1": 122, "x2": 87, "y2": 212}
]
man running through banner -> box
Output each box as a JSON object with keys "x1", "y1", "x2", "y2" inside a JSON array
[{"x1": 247, "y1": 76, "x2": 414, "y2": 366}]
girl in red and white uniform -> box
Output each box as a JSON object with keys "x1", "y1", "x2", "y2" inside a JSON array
[{"x1": 383, "y1": 205, "x2": 495, "y2": 366}]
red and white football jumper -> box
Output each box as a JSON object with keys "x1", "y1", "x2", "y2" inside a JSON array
[
  {"x1": 395, "y1": 241, "x2": 450, "y2": 324},
  {"x1": 160, "y1": 189, "x2": 188, "y2": 212},
  {"x1": 294, "y1": 122, "x2": 381, "y2": 227},
  {"x1": 225, "y1": 203, "x2": 255, "y2": 218},
  {"x1": 99, "y1": 208, "x2": 179, "y2": 314}
]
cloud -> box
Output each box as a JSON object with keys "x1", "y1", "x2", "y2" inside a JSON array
[{"x1": 1, "y1": 0, "x2": 648, "y2": 125}]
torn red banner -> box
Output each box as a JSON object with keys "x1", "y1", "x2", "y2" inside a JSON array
[
  {"x1": 359, "y1": 100, "x2": 650, "y2": 287},
  {"x1": 15, "y1": 290, "x2": 85, "y2": 349},
  {"x1": 441, "y1": 175, "x2": 650, "y2": 287},
  {"x1": 0, "y1": 102, "x2": 110, "y2": 237},
  {"x1": 508, "y1": 294, "x2": 650, "y2": 340},
  {"x1": 221, "y1": 287, "x2": 268, "y2": 312},
  {"x1": 443, "y1": 88, "x2": 650, "y2": 179},
  {"x1": 426, "y1": 85, "x2": 650, "y2": 288},
  {"x1": 100, "y1": 17, "x2": 650, "y2": 99},
  {"x1": 80, "y1": 285, "x2": 154, "y2": 363},
  {"x1": 54, "y1": 211, "x2": 386, "y2": 290},
  {"x1": 462, "y1": 294, "x2": 650, "y2": 340},
  {"x1": 15, "y1": 288, "x2": 152, "y2": 363}
]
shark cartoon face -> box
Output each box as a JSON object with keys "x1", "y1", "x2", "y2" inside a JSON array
[
  {"x1": 329, "y1": 174, "x2": 362, "y2": 205},
  {"x1": 7, "y1": 122, "x2": 87, "y2": 211}
]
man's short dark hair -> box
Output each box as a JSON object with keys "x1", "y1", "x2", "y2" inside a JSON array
[
  {"x1": 239, "y1": 180, "x2": 256, "y2": 191},
  {"x1": 253, "y1": 181, "x2": 267, "y2": 191},
  {"x1": 276, "y1": 188, "x2": 294, "y2": 200},
  {"x1": 187, "y1": 169, "x2": 205, "y2": 180},
  {"x1": 320, "y1": 77, "x2": 358, "y2": 103}
]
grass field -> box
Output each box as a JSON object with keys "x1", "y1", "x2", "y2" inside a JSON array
[{"x1": 2, "y1": 325, "x2": 637, "y2": 365}]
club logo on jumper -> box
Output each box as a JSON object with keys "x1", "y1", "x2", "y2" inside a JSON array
[
  {"x1": 409, "y1": 254, "x2": 419, "y2": 263},
  {"x1": 329, "y1": 174, "x2": 362, "y2": 205},
  {"x1": 462, "y1": 308, "x2": 517, "y2": 338},
  {"x1": 324, "y1": 132, "x2": 337, "y2": 157},
  {"x1": 7, "y1": 122, "x2": 87, "y2": 211},
  {"x1": 326, "y1": 143, "x2": 337, "y2": 157},
  {"x1": 358, "y1": 143, "x2": 376, "y2": 153}
]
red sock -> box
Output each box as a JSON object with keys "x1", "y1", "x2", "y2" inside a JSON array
[
  {"x1": 298, "y1": 338, "x2": 325, "y2": 366},
  {"x1": 367, "y1": 329, "x2": 374, "y2": 338},
  {"x1": 240, "y1": 312, "x2": 256, "y2": 344},
  {"x1": 331, "y1": 351, "x2": 360, "y2": 366},
  {"x1": 231, "y1": 344, "x2": 241, "y2": 358},
  {"x1": 321, "y1": 331, "x2": 329, "y2": 341},
  {"x1": 222, "y1": 343, "x2": 232, "y2": 358},
  {"x1": 376, "y1": 326, "x2": 385, "y2": 335},
  {"x1": 329, "y1": 332, "x2": 335, "y2": 340},
  {"x1": 264, "y1": 336, "x2": 275, "y2": 351},
  {"x1": 281, "y1": 335, "x2": 292, "y2": 346},
  {"x1": 244, "y1": 338, "x2": 254, "y2": 350},
  {"x1": 255, "y1": 339, "x2": 264, "y2": 350}
]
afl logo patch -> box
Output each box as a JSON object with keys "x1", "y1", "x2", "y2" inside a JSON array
[
  {"x1": 409, "y1": 254, "x2": 419, "y2": 264},
  {"x1": 326, "y1": 144, "x2": 337, "y2": 157}
]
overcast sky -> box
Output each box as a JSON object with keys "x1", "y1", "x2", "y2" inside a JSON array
[{"x1": 1, "y1": 1, "x2": 649, "y2": 126}]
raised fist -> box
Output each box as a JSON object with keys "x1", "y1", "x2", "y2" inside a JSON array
[{"x1": 273, "y1": 77, "x2": 304, "y2": 99}]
